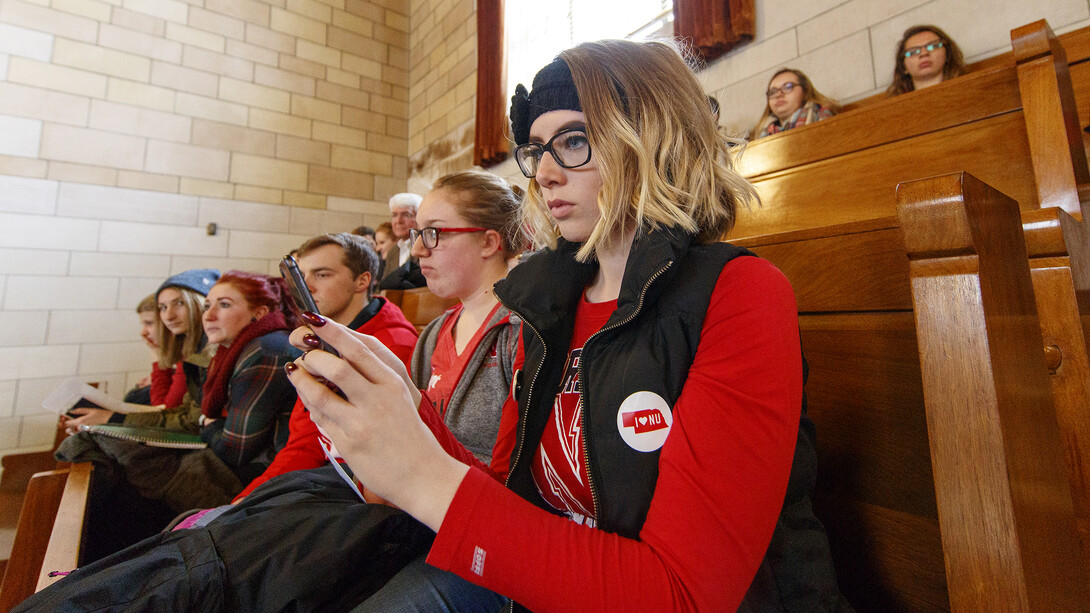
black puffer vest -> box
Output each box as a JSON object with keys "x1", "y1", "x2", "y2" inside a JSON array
[{"x1": 495, "y1": 227, "x2": 842, "y2": 612}]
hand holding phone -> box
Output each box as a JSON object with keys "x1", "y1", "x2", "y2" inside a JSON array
[{"x1": 279, "y1": 255, "x2": 334, "y2": 354}]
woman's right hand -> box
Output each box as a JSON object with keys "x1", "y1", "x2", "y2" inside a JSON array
[{"x1": 286, "y1": 315, "x2": 469, "y2": 531}]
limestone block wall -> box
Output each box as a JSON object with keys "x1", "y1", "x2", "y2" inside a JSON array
[
  {"x1": 0, "y1": 0, "x2": 410, "y2": 460},
  {"x1": 406, "y1": 0, "x2": 476, "y2": 192}
]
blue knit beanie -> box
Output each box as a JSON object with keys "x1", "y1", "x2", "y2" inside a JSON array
[{"x1": 157, "y1": 269, "x2": 220, "y2": 297}]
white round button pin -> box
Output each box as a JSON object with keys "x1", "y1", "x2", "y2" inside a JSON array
[{"x1": 616, "y1": 391, "x2": 673, "y2": 452}]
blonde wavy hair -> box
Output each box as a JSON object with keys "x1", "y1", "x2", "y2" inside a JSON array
[{"x1": 520, "y1": 39, "x2": 758, "y2": 262}]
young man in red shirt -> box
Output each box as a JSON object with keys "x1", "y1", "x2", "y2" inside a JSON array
[{"x1": 235, "y1": 232, "x2": 418, "y2": 498}]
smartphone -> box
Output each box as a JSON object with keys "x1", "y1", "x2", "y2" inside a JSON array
[
  {"x1": 279, "y1": 255, "x2": 334, "y2": 355},
  {"x1": 279, "y1": 254, "x2": 319, "y2": 314}
]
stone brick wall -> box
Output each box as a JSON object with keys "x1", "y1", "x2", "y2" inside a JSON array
[
  {"x1": 0, "y1": 0, "x2": 410, "y2": 457},
  {"x1": 406, "y1": 0, "x2": 476, "y2": 193}
]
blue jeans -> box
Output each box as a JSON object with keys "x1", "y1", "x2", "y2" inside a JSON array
[{"x1": 351, "y1": 553, "x2": 507, "y2": 613}]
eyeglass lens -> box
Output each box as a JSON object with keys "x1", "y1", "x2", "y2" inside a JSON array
[
  {"x1": 409, "y1": 228, "x2": 438, "y2": 248},
  {"x1": 766, "y1": 82, "x2": 798, "y2": 98},
  {"x1": 904, "y1": 41, "x2": 943, "y2": 58},
  {"x1": 515, "y1": 129, "x2": 591, "y2": 178}
]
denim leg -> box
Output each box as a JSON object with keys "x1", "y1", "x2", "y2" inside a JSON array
[{"x1": 352, "y1": 553, "x2": 507, "y2": 613}]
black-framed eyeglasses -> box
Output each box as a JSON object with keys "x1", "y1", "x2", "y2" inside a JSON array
[
  {"x1": 766, "y1": 81, "x2": 799, "y2": 98},
  {"x1": 409, "y1": 226, "x2": 488, "y2": 249},
  {"x1": 904, "y1": 40, "x2": 944, "y2": 58},
  {"x1": 513, "y1": 127, "x2": 592, "y2": 178}
]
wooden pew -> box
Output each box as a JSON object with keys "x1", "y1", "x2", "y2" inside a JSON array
[
  {"x1": 733, "y1": 218, "x2": 946, "y2": 611},
  {"x1": 381, "y1": 287, "x2": 459, "y2": 332},
  {"x1": 727, "y1": 18, "x2": 1090, "y2": 612},
  {"x1": 0, "y1": 463, "x2": 92, "y2": 611},
  {"x1": 896, "y1": 173, "x2": 1089, "y2": 611}
]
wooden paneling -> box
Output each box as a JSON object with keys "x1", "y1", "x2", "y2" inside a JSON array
[
  {"x1": 815, "y1": 496, "x2": 947, "y2": 613},
  {"x1": 739, "y1": 66, "x2": 1023, "y2": 179},
  {"x1": 734, "y1": 113, "x2": 1038, "y2": 239},
  {"x1": 741, "y1": 220, "x2": 912, "y2": 312},
  {"x1": 802, "y1": 313, "x2": 934, "y2": 518},
  {"x1": 734, "y1": 212, "x2": 943, "y2": 611}
]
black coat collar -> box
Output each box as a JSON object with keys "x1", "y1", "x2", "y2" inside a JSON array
[{"x1": 495, "y1": 226, "x2": 695, "y2": 336}]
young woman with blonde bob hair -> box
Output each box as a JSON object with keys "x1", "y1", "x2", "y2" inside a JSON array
[
  {"x1": 288, "y1": 39, "x2": 843, "y2": 612},
  {"x1": 753, "y1": 67, "x2": 841, "y2": 138}
]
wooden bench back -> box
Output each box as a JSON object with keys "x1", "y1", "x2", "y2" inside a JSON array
[
  {"x1": 896, "y1": 172, "x2": 1090, "y2": 611},
  {"x1": 734, "y1": 219, "x2": 944, "y2": 611},
  {"x1": 381, "y1": 288, "x2": 460, "y2": 332},
  {"x1": 726, "y1": 18, "x2": 1090, "y2": 612}
]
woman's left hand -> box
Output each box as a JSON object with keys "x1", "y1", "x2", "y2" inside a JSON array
[
  {"x1": 61, "y1": 407, "x2": 115, "y2": 434},
  {"x1": 286, "y1": 315, "x2": 469, "y2": 530}
]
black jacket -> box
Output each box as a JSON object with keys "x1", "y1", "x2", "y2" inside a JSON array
[{"x1": 495, "y1": 227, "x2": 842, "y2": 611}]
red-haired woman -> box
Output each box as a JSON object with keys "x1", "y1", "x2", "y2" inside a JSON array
[{"x1": 195, "y1": 271, "x2": 303, "y2": 479}]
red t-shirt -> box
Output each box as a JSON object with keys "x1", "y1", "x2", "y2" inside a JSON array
[
  {"x1": 427, "y1": 303, "x2": 502, "y2": 418},
  {"x1": 529, "y1": 293, "x2": 616, "y2": 524}
]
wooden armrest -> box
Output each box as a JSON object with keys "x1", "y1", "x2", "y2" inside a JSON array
[
  {"x1": 36, "y1": 462, "x2": 93, "y2": 592},
  {"x1": 0, "y1": 470, "x2": 69, "y2": 611}
]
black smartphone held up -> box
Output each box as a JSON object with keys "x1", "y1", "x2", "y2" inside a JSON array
[
  {"x1": 279, "y1": 255, "x2": 334, "y2": 354},
  {"x1": 279, "y1": 254, "x2": 319, "y2": 314}
]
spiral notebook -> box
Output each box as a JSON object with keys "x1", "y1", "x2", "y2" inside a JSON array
[{"x1": 79, "y1": 424, "x2": 207, "y2": 449}]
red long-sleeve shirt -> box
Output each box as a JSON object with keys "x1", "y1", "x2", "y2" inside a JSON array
[
  {"x1": 235, "y1": 299, "x2": 419, "y2": 498},
  {"x1": 418, "y1": 256, "x2": 802, "y2": 611},
  {"x1": 150, "y1": 361, "x2": 189, "y2": 408}
]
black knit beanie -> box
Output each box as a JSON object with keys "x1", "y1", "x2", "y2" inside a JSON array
[{"x1": 510, "y1": 57, "x2": 582, "y2": 146}]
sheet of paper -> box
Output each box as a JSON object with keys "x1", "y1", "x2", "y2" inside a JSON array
[
  {"x1": 318, "y1": 435, "x2": 366, "y2": 503},
  {"x1": 42, "y1": 377, "x2": 162, "y2": 414}
]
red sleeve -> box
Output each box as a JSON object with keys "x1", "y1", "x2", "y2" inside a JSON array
[
  {"x1": 426, "y1": 256, "x2": 803, "y2": 611},
  {"x1": 360, "y1": 302, "x2": 419, "y2": 374},
  {"x1": 485, "y1": 331, "x2": 523, "y2": 481},
  {"x1": 150, "y1": 361, "x2": 188, "y2": 408},
  {"x1": 235, "y1": 397, "x2": 326, "y2": 499}
]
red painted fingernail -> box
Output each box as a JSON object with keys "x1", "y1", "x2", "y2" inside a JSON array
[
  {"x1": 302, "y1": 334, "x2": 321, "y2": 348},
  {"x1": 301, "y1": 311, "x2": 326, "y2": 327},
  {"x1": 284, "y1": 362, "x2": 298, "y2": 375}
]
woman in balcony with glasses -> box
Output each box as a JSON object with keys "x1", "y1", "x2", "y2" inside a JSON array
[
  {"x1": 753, "y1": 68, "x2": 841, "y2": 139},
  {"x1": 888, "y1": 25, "x2": 966, "y2": 95},
  {"x1": 289, "y1": 39, "x2": 842, "y2": 612}
]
